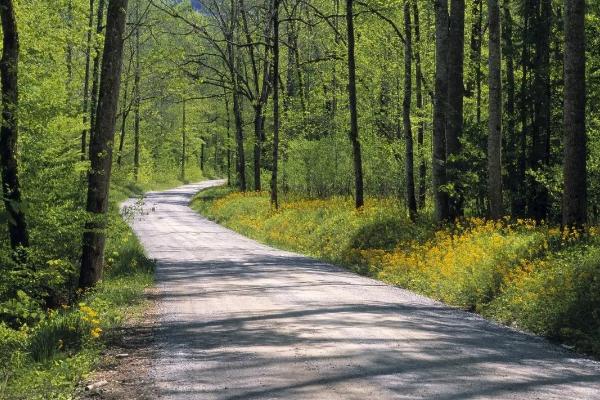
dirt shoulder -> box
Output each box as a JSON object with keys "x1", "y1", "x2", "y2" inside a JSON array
[{"x1": 77, "y1": 288, "x2": 159, "y2": 400}]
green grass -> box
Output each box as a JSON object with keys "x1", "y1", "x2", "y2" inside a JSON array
[
  {"x1": 191, "y1": 188, "x2": 600, "y2": 358},
  {"x1": 0, "y1": 175, "x2": 203, "y2": 399}
]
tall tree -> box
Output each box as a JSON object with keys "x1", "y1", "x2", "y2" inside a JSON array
[
  {"x1": 529, "y1": 0, "x2": 551, "y2": 220},
  {"x1": 271, "y1": 0, "x2": 281, "y2": 209},
  {"x1": 80, "y1": 0, "x2": 129, "y2": 288},
  {"x1": 346, "y1": 0, "x2": 364, "y2": 209},
  {"x1": 0, "y1": 0, "x2": 28, "y2": 250},
  {"x1": 133, "y1": 0, "x2": 141, "y2": 182},
  {"x1": 503, "y1": 0, "x2": 517, "y2": 214},
  {"x1": 433, "y1": 0, "x2": 450, "y2": 222},
  {"x1": 89, "y1": 0, "x2": 106, "y2": 142},
  {"x1": 562, "y1": 0, "x2": 586, "y2": 226},
  {"x1": 403, "y1": 0, "x2": 417, "y2": 221},
  {"x1": 468, "y1": 0, "x2": 483, "y2": 125},
  {"x1": 446, "y1": 0, "x2": 465, "y2": 219},
  {"x1": 181, "y1": 99, "x2": 186, "y2": 181},
  {"x1": 413, "y1": 0, "x2": 426, "y2": 209},
  {"x1": 81, "y1": 0, "x2": 95, "y2": 160},
  {"x1": 487, "y1": 0, "x2": 503, "y2": 218}
]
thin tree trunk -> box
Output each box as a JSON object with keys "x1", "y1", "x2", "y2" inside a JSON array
[
  {"x1": 468, "y1": 0, "x2": 483, "y2": 125},
  {"x1": 81, "y1": 0, "x2": 95, "y2": 160},
  {"x1": 133, "y1": 0, "x2": 140, "y2": 182},
  {"x1": 346, "y1": 0, "x2": 364, "y2": 209},
  {"x1": 271, "y1": 0, "x2": 280, "y2": 209},
  {"x1": 529, "y1": 0, "x2": 551, "y2": 220},
  {"x1": 253, "y1": 106, "x2": 263, "y2": 191},
  {"x1": 433, "y1": 0, "x2": 450, "y2": 222},
  {"x1": 413, "y1": 0, "x2": 426, "y2": 209},
  {"x1": 404, "y1": 1, "x2": 417, "y2": 221},
  {"x1": 224, "y1": 86, "x2": 232, "y2": 185},
  {"x1": 116, "y1": 73, "x2": 129, "y2": 167},
  {"x1": 487, "y1": 0, "x2": 503, "y2": 218},
  {"x1": 80, "y1": 0, "x2": 128, "y2": 288},
  {"x1": 200, "y1": 140, "x2": 205, "y2": 172},
  {"x1": 227, "y1": 0, "x2": 246, "y2": 191},
  {"x1": 181, "y1": 99, "x2": 186, "y2": 181},
  {"x1": 516, "y1": 4, "x2": 531, "y2": 216},
  {"x1": 89, "y1": 0, "x2": 106, "y2": 142},
  {"x1": 502, "y1": 0, "x2": 517, "y2": 212},
  {"x1": 446, "y1": 0, "x2": 465, "y2": 219},
  {"x1": 562, "y1": 0, "x2": 586, "y2": 226},
  {"x1": 0, "y1": 0, "x2": 28, "y2": 251}
]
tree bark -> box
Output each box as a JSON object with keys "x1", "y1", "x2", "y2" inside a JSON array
[
  {"x1": 404, "y1": 1, "x2": 417, "y2": 221},
  {"x1": 80, "y1": 0, "x2": 128, "y2": 289},
  {"x1": 433, "y1": 0, "x2": 450, "y2": 222},
  {"x1": 562, "y1": 0, "x2": 586, "y2": 226},
  {"x1": 446, "y1": 0, "x2": 465, "y2": 219},
  {"x1": 468, "y1": 0, "x2": 483, "y2": 125},
  {"x1": 271, "y1": 0, "x2": 280, "y2": 209},
  {"x1": 413, "y1": 0, "x2": 426, "y2": 209},
  {"x1": 224, "y1": 85, "x2": 232, "y2": 185},
  {"x1": 503, "y1": 0, "x2": 517, "y2": 214},
  {"x1": 346, "y1": 0, "x2": 364, "y2": 209},
  {"x1": 516, "y1": 4, "x2": 531, "y2": 216},
  {"x1": 529, "y1": 0, "x2": 551, "y2": 221},
  {"x1": 487, "y1": 0, "x2": 503, "y2": 219},
  {"x1": 0, "y1": 0, "x2": 28, "y2": 250},
  {"x1": 133, "y1": 0, "x2": 141, "y2": 182},
  {"x1": 181, "y1": 99, "x2": 186, "y2": 181},
  {"x1": 81, "y1": 0, "x2": 94, "y2": 160},
  {"x1": 89, "y1": 0, "x2": 106, "y2": 143}
]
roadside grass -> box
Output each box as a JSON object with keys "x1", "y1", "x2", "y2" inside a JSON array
[
  {"x1": 0, "y1": 174, "x2": 203, "y2": 399},
  {"x1": 191, "y1": 188, "x2": 600, "y2": 358}
]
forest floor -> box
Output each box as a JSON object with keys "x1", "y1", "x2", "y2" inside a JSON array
[{"x1": 124, "y1": 180, "x2": 600, "y2": 399}]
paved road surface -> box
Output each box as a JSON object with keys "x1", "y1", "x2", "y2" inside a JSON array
[{"x1": 126, "y1": 181, "x2": 600, "y2": 399}]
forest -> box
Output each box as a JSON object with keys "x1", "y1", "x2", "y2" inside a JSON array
[{"x1": 0, "y1": 0, "x2": 598, "y2": 397}]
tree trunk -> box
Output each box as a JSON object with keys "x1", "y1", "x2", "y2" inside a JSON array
[
  {"x1": 0, "y1": 0, "x2": 28, "y2": 250},
  {"x1": 253, "y1": 105, "x2": 263, "y2": 191},
  {"x1": 224, "y1": 86, "x2": 232, "y2": 185},
  {"x1": 200, "y1": 140, "x2": 205, "y2": 172},
  {"x1": 81, "y1": 0, "x2": 94, "y2": 160},
  {"x1": 346, "y1": 0, "x2": 364, "y2": 209},
  {"x1": 271, "y1": 0, "x2": 280, "y2": 209},
  {"x1": 468, "y1": 0, "x2": 483, "y2": 125},
  {"x1": 80, "y1": 0, "x2": 128, "y2": 288},
  {"x1": 446, "y1": 0, "x2": 465, "y2": 219},
  {"x1": 133, "y1": 0, "x2": 141, "y2": 182},
  {"x1": 487, "y1": 0, "x2": 503, "y2": 219},
  {"x1": 404, "y1": 1, "x2": 417, "y2": 221},
  {"x1": 562, "y1": 0, "x2": 586, "y2": 226},
  {"x1": 433, "y1": 0, "x2": 450, "y2": 222},
  {"x1": 529, "y1": 0, "x2": 551, "y2": 221},
  {"x1": 503, "y1": 0, "x2": 517, "y2": 213},
  {"x1": 181, "y1": 99, "x2": 186, "y2": 181},
  {"x1": 89, "y1": 0, "x2": 106, "y2": 142},
  {"x1": 413, "y1": 0, "x2": 426, "y2": 209},
  {"x1": 516, "y1": 4, "x2": 531, "y2": 216},
  {"x1": 226, "y1": 0, "x2": 246, "y2": 191},
  {"x1": 116, "y1": 72, "x2": 129, "y2": 167}
]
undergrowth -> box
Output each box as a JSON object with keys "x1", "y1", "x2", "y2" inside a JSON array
[
  {"x1": 192, "y1": 188, "x2": 600, "y2": 358},
  {"x1": 0, "y1": 174, "x2": 201, "y2": 399}
]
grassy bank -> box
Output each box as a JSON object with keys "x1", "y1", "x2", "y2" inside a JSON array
[
  {"x1": 192, "y1": 188, "x2": 600, "y2": 357},
  {"x1": 0, "y1": 175, "x2": 200, "y2": 399}
]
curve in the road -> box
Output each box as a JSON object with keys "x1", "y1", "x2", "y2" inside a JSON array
[{"x1": 126, "y1": 180, "x2": 600, "y2": 399}]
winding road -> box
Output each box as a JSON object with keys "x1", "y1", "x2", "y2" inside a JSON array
[{"x1": 126, "y1": 180, "x2": 600, "y2": 399}]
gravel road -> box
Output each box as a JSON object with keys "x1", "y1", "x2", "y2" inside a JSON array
[{"x1": 126, "y1": 180, "x2": 600, "y2": 399}]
